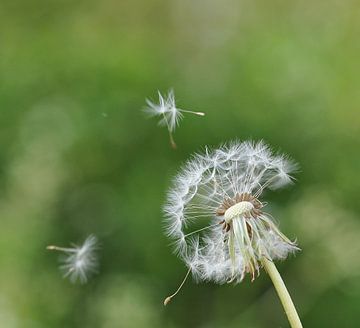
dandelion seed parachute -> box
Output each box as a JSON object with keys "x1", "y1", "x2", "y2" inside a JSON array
[
  {"x1": 163, "y1": 140, "x2": 299, "y2": 284},
  {"x1": 144, "y1": 89, "x2": 205, "y2": 148},
  {"x1": 47, "y1": 234, "x2": 99, "y2": 284}
]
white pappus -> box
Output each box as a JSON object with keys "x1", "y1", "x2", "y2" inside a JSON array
[
  {"x1": 163, "y1": 140, "x2": 299, "y2": 296},
  {"x1": 144, "y1": 89, "x2": 205, "y2": 148},
  {"x1": 47, "y1": 234, "x2": 99, "y2": 284}
]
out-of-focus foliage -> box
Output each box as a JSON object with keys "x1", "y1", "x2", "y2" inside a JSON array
[{"x1": 0, "y1": 0, "x2": 359, "y2": 327}]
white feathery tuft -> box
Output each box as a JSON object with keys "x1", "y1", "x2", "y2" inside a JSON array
[
  {"x1": 144, "y1": 89, "x2": 205, "y2": 148},
  {"x1": 47, "y1": 234, "x2": 99, "y2": 284},
  {"x1": 145, "y1": 89, "x2": 183, "y2": 133}
]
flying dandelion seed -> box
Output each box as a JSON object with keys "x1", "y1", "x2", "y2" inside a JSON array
[
  {"x1": 163, "y1": 141, "x2": 303, "y2": 328},
  {"x1": 47, "y1": 234, "x2": 99, "y2": 284},
  {"x1": 144, "y1": 89, "x2": 205, "y2": 149}
]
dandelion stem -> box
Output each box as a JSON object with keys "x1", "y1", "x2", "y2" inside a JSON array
[{"x1": 262, "y1": 257, "x2": 303, "y2": 328}]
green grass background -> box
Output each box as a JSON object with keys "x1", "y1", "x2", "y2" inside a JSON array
[{"x1": 0, "y1": 0, "x2": 359, "y2": 327}]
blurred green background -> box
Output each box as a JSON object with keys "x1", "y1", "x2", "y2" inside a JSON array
[{"x1": 0, "y1": 0, "x2": 359, "y2": 327}]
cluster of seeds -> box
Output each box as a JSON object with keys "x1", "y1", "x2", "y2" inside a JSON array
[{"x1": 164, "y1": 141, "x2": 299, "y2": 284}]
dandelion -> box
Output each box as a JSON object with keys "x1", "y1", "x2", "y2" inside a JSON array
[
  {"x1": 47, "y1": 234, "x2": 99, "y2": 284},
  {"x1": 163, "y1": 140, "x2": 303, "y2": 328},
  {"x1": 145, "y1": 89, "x2": 205, "y2": 149}
]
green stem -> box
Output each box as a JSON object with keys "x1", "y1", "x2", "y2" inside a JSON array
[{"x1": 262, "y1": 257, "x2": 303, "y2": 328}]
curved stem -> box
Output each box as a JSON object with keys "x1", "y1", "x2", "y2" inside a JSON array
[{"x1": 262, "y1": 257, "x2": 303, "y2": 328}]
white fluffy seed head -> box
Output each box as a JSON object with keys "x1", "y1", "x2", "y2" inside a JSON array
[{"x1": 163, "y1": 140, "x2": 299, "y2": 284}]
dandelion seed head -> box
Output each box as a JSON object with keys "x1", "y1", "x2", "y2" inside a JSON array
[{"x1": 164, "y1": 140, "x2": 299, "y2": 284}]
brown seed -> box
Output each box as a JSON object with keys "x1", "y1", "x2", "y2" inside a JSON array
[
  {"x1": 252, "y1": 209, "x2": 261, "y2": 217},
  {"x1": 246, "y1": 222, "x2": 252, "y2": 235},
  {"x1": 216, "y1": 208, "x2": 226, "y2": 216}
]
